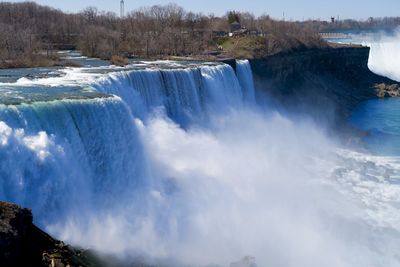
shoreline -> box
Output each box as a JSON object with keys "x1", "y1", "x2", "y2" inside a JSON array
[{"x1": 0, "y1": 55, "x2": 81, "y2": 69}]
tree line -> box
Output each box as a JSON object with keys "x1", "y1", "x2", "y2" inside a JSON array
[{"x1": 1, "y1": 2, "x2": 399, "y2": 66}]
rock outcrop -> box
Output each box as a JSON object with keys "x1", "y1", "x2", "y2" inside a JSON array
[
  {"x1": 248, "y1": 47, "x2": 399, "y2": 127},
  {"x1": 375, "y1": 83, "x2": 400, "y2": 97},
  {"x1": 0, "y1": 202, "x2": 96, "y2": 267}
]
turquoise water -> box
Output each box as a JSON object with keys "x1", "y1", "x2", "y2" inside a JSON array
[{"x1": 351, "y1": 98, "x2": 400, "y2": 155}]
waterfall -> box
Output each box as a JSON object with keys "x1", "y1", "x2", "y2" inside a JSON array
[
  {"x1": 351, "y1": 29, "x2": 400, "y2": 82},
  {"x1": 0, "y1": 96, "x2": 146, "y2": 222},
  {"x1": 0, "y1": 60, "x2": 256, "y2": 222},
  {"x1": 0, "y1": 59, "x2": 260, "y2": 262},
  {"x1": 1, "y1": 59, "x2": 398, "y2": 267},
  {"x1": 236, "y1": 60, "x2": 256, "y2": 103},
  {"x1": 368, "y1": 39, "x2": 400, "y2": 82},
  {"x1": 93, "y1": 61, "x2": 255, "y2": 126}
]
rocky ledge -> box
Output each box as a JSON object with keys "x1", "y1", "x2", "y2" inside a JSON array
[
  {"x1": 247, "y1": 47, "x2": 399, "y2": 127},
  {"x1": 0, "y1": 202, "x2": 260, "y2": 267},
  {"x1": 375, "y1": 83, "x2": 400, "y2": 97},
  {"x1": 0, "y1": 202, "x2": 99, "y2": 267}
]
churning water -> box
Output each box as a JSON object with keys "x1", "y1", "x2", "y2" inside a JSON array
[
  {"x1": 350, "y1": 30, "x2": 400, "y2": 158},
  {"x1": 0, "y1": 58, "x2": 399, "y2": 267},
  {"x1": 366, "y1": 30, "x2": 400, "y2": 82}
]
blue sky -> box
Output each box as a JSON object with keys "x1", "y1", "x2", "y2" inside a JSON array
[{"x1": 7, "y1": 0, "x2": 400, "y2": 20}]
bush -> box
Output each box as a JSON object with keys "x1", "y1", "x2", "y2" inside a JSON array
[{"x1": 110, "y1": 55, "x2": 129, "y2": 66}]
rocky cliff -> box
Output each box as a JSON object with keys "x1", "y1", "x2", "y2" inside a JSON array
[
  {"x1": 248, "y1": 47, "x2": 399, "y2": 127},
  {"x1": 0, "y1": 202, "x2": 258, "y2": 267},
  {"x1": 0, "y1": 202, "x2": 170, "y2": 267},
  {"x1": 0, "y1": 202, "x2": 102, "y2": 267}
]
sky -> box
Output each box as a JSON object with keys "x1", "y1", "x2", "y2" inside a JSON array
[{"x1": 6, "y1": 0, "x2": 400, "y2": 20}]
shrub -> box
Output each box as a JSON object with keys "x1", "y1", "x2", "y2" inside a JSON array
[{"x1": 110, "y1": 55, "x2": 129, "y2": 66}]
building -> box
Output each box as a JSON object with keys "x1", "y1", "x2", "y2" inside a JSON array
[
  {"x1": 213, "y1": 31, "x2": 228, "y2": 38},
  {"x1": 230, "y1": 22, "x2": 242, "y2": 33}
]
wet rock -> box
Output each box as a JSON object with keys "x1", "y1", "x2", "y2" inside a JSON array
[
  {"x1": 375, "y1": 83, "x2": 400, "y2": 97},
  {"x1": 250, "y1": 47, "x2": 400, "y2": 128},
  {"x1": 0, "y1": 201, "x2": 92, "y2": 267}
]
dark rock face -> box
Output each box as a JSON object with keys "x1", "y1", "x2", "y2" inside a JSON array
[
  {"x1": 0, "y1": 202, "x2": 156, "y2": 267},
  {"x1": 0, "y1": 202, "x2": 93, "y2": 267},
  {"x1": 0, "y1": 202, "x2": 34, "y2": 265},
  {"x1": 249, "y1": 47, "x2": 399, "y2": 127}
]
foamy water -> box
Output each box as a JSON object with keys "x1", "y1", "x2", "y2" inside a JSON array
[{"x1": 0, "y1": 60, "x2": 399, "y2": 266}]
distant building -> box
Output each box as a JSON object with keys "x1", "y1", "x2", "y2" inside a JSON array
[
  {"x1": 230, "y1": 22, "x2": 242, "y2": 33},
  {"x1": 213, "y1": 31, "x2": 228, "y2": 38},
  {"x1": 331, "y1": 17, "x2": 335, "y2": 23},
  {"x1": 235, "y1": 28, "x2": 249, "y2": 37}
]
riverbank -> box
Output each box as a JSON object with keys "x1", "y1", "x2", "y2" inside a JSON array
[{"x1": 0, "y1": 55, "x2": 80, "y2": 69}]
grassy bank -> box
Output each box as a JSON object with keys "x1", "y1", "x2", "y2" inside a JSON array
[
  {"x1": 0, "y1": 54, "x2": 80, "y2": 69},
  {"x1": 215, "y1": 34, "x2": 329, "y2": 59}
]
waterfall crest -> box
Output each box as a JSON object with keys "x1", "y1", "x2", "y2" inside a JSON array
[
  {"x1": 0, "y1": 60, "x2": 255, "y2": 221},
  {"x1": 93, "y1": 61, "x2": 255, "y2": 125}
]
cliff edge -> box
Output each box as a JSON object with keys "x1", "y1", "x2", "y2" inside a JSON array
[
  {"x1": 0, "y1": 202, "x2": 98, "y2": 267},
  {"x1": 248, "y1": 46, "x2": 399, "y2": 126}
]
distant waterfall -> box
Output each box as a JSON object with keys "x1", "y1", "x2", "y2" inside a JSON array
[
  {"x1": 236, "y1": 60, "x2": 256, "y2": 103},
  {"x1": 368, "y1": 40, "x2": 400, "y2": 82},
  {"x1": 355, "y1": 30, "x2": 400, "y2": 82}
]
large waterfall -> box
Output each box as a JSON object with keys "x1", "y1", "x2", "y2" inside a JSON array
[
  {"x1": 0, "y1": 61, "x2": 255, "y2": 217},
  {"x1": 0, "y1": 60, "x2": 399, "y2": 267},
  {"x1": 0, "y1": 97, "x2": 146, "y2": 221},
  {"x1": 350, "y1": 29, "x2": 400, "y2": 82},
  {"x1": 92, "y1": 61, "x2": 254, "y2": 126}
]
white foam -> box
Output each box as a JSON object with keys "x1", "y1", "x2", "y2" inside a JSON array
[
  {"x1": 1, "y1": 59, "x2": 399, "y2": 267},
  {"x1": 360, "y1": 29, "x2": 400, "y2": 82}
]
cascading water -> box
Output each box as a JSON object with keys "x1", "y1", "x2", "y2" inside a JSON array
[
  {"x1": 368, "y1": 39, "x2": 400, "y2": 81},
  {"x1": 235, "y1": 60, "x2": 256, "y2": 103},
  {"x1": 0, "y1": 60, "x2": 400, "y2": 267},
  {"x1": 0, "y1": 96, "x2": 146, "y2": 223},
  {"x1": 93, "y1": 63, "x2": 251, "y2": 126},
  {"x1": 349, "y1": 29, "x2": 400, "y2": 82},
  {"x1": 348, "y1": 31, "x2": 400, "y2": 156}
]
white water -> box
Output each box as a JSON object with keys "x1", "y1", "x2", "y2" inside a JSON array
[
  {"x1": 358, "y1": 29, "x2": 400, "y2": 82},
  {"x1": 92, "y1": 63, "x2": 251, "y2": 126},
  {"x1": 0, "y1": 97, "x2": 146, "y2": 222},
  {"x1": 0, "y1": 60, "x2": 400, "y2": 266}
]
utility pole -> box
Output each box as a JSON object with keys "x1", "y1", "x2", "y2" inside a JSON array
[{"x1": 120, "y1": 0, "x2": 125, "y2": 18}]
